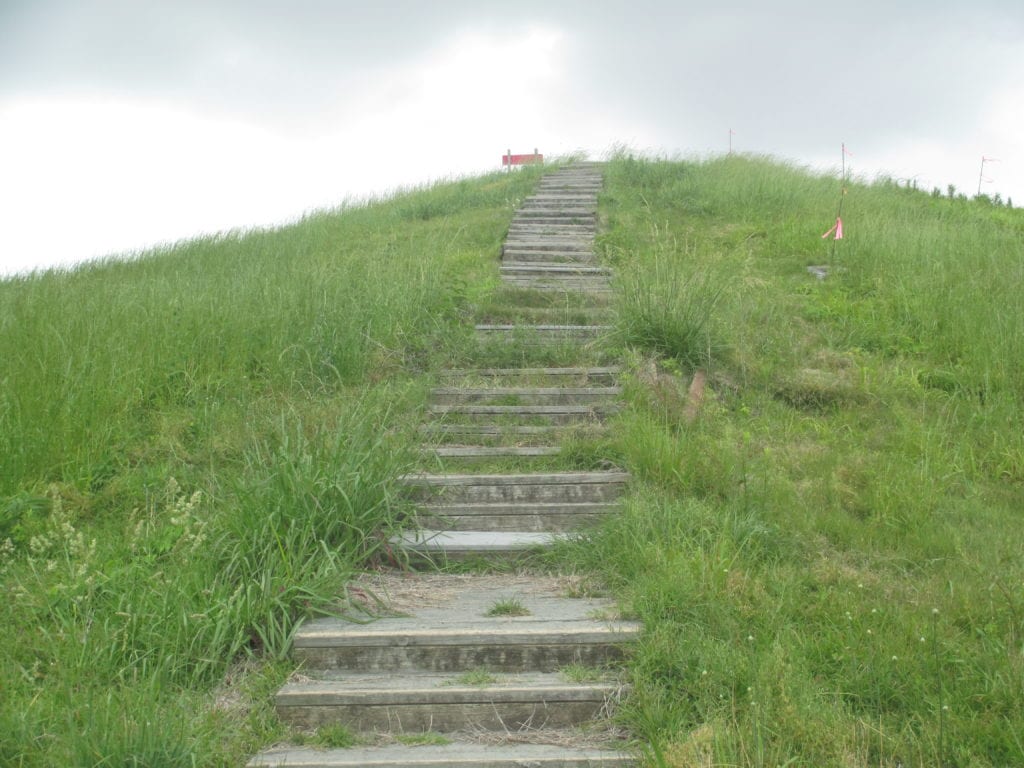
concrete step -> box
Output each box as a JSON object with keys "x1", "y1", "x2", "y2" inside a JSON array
[
  {"x1": 498, "y1": 279, "x2": 613, "y2": 293},
  {"x1": 475, "y1": 308, "x2": 612, "y2": 325},
  {"x1": 275, "y1": 671, "x2": 622, "y2": 731},
  {"x1": 504, "y1": 240, "x2": 593, "y2": 253},
  {"x1": 510, "y1": 210, "x2": 597, "y2": 220},
  {"x1": 249, "y1": 743, "x2": 634, "y2": 767},
  {"x1": 293, "y1": 607, "x2": 638, "y2": 674},
  {"x1": 474, "y1": 325, "x2": 611, "y2": 344},
  {"x1": 501, "y1": 264, "x2": 611, "y2": 276},
  {"x1": 428, "y1": 404, "x2": 614, "y2": 425},
  {"x1": 500, "y1": 251, "x2": 597, "y2": 264},
  {"x1": 520, "y1": 205, "x2": 597, "y2": 214},
  {"x1": 505, "y1": 227, "x2": 598, "y2": 239},
  {"x1": 431, "y1": 386, "x2": 621, "y2": 405},
  {"x1": 391, "y1": 530, "x2": 560, "y2": 562},
  {"x1": 437, "y1": 366, "x2": 621, "y2": 385},
  {"x1": 400, "y1": 472, "x2": 629, "y2": 503},
  {"x1": 418, "y1": 501, "x2": 620, "y2": 532},
  {"x1": 424, "y1": 445, "x2": 562, "y2": 460},
  {"x1": 421, "y1": 424, "x2": 569, "y2": 437}
]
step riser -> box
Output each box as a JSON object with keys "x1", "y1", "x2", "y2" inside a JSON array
[
  {"x1": 249, "y1": 746, "x2": 632, "y2": 767},
  {"x1": 431, "y1": 393, "x2": 619, "y2": 405},
  {"x1": 424, "y1": 448, "x2": 560, "y2": 460},
  {"x1": 276, "y1": 698, "x2": 612, "y2": 732},
  {"x1": 497, "y1": 256, "x2": 598, "y2": 268},
  {"x1": 437, "y1": 370, "x2": 619, "y2": 385},
  {"x1": 499, "y1": 282, "x2": 612, "y2": 292},
  {"x1": 406, "y1": 484, "x2": 625, "y2": 503},
  {"x1": 429, "y1": 410, "x2": 610, "y2": 426},
  {"x1": 417, "y1": 512, "x2": 607, "y2": 532},
  {"x1": 294, "y1": 643, "x2": 626, "y2": 674},
  {"x1": 504, "y1": 242, "x2": 593, "y2": 252},
  {"x1": 501, "y1": 269, "x2": 610, "y2": 278}
]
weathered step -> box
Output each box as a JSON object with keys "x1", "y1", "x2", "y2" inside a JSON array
[
  {"x1": 520, "y1": 206, "x2": 597, "y2": 215},
  {"x1": 475, "y1": 324, "x2": 610, "y2": 339},
  {"x1": 276, "y1": 672, "x2": 621, "y2": 731},
  {"x1": 507, "y1": 224, "x2": 596, "y2": 235},
  {"x1": 401, "y1": 471, "x2": 629, "y2": 503},
  {"x1": 497, "y1": 279, "x2": 613, "y2": 293},
  {"x1": 428, "y1": 404, "x2": 613, "y2": 425},
  {"x1": 506, "y1": 227, "x2": 595, "y2": 235},
  {"x1": 504, "y1": 239, "x2": 593, "y2": 253},
  {"x1": 249, "y1": 743, "x2": 633, "y2": 767},
  {"x1": 419, "y1": 501, "x2": 619, "y2": 532},
  {"x1": 431, "y1": 386, "x2": 621, "y2": 405},
  {"x1": 475, "y1": 308, "x2": 612, "y2": 325},
  {"x1": 500, "y1": 251, "x2": 597, "y2": 264},
  {"x1": 293, "y1": 607, "x2": 638, "y2": 673},
  {"x1": 510, "y1": 210, "x2": 597, "y2": 220},
  {"x1": 424, "y1": 445, "x2": 562, "y2": 460},
  {"x1": 392, "y1": 530, "x2": 559, "y2": 562},
  {"x1": 421, "y1": 424, "x2": 567, "y2": 436},
  {"x1": 501, "y1": 264, "x2": 611, "y2": 276},
  {"x1": 437, "y1": 366, "x2": 621, "y2": 385}
]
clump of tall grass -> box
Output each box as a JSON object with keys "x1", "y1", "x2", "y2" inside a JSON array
[{"x1": 615, "y1": 253, "x2": 724, "y2": 369}]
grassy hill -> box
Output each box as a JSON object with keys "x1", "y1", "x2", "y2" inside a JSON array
[{"x1": 2, "y1": 154, "x2": 1022, "y2": 766}]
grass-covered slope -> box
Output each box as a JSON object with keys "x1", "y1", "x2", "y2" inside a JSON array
[
  {"x1": 3, "y1": 153, "x2": 1022, "y2": 767},
  {"x1": 0, "y1": 167, "x2": 543, "y2": 765},
  {"x1": 564, "y1": 155, "x2": 1024, "y2": 766}
]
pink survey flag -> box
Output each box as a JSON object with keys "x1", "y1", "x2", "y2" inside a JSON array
[{"x1": 822, "y1": 217, "x2": 844, "y2": 240}]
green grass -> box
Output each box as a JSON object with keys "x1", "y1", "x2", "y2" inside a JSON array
[
  {"x1": 554, "y1": 152, "x2": 1024, "y2": 766},
  {"x1": 0, "y1": 166, "x2": 544, "y2": 766},
  {"x1": 5, "y1": 151, "x2": 1024, "y2": 766},
  {"x1": 484, "y1": 597, "x2": 531, "y2": 617}
]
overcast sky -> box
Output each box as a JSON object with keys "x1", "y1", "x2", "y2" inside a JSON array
[{"x1": 2, "y1": 1, "x2": 1023, "y2": 276}]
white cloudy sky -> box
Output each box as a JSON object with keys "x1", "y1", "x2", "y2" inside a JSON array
[{"x1": 2, "y1": 1, "x2": 1023, "y2": 275}]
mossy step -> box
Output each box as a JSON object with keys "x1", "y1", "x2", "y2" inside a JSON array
[
  {"x1": 400, "y1": 471, "x2": 629, "y2": 503},
  {"x1": 424, "y1": 446, "x2": 562, "y2": 459},
  {"x1": 249, "y1": 743, "x2": 634, "y2": 767},
  {"x1": 431, "y1": 386, "x2": 621, "y2": 405},
  {"x1": 474, "y1": 325, "x2": 612, "y2": 343},
  {"x1": 293, "y1": 611, "x2": 638, "y2": 674},
  {"x1": 390, "y1": 530, "x2": 560, "y2": 562},
  {"x1": 504, "y1": 240, "x2": 594, "y2": 253},
  {"x1": 275, "y1": 671, "x2": 622, "y2": 731},
  {"x1": 497, "y1": 280, "x2": 612, "y2": 293},
  {"x1": 428, "y1": 404, "x2": 613, "y2": 425},
  {"x1": 438, "y1": 366, "x2": 621, "y2": 384},
  {"x1": 418, "y1": 501, "x2": 620, "y2": 532},
  {"x1": 501, "y1": 264, "x2": 610, "y2": 276}
]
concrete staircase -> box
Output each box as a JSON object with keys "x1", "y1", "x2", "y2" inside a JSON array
[{"x1": 251, "y1": 163, "x2": 636, "y2": 767}]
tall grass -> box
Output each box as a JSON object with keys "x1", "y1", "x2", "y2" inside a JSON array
[
  {"x1": 0, "y1": 167, "x2": 543, "y2": 765},
  {"x1": 555, "y1": 152, "x2": 1024, "y2": 765}
]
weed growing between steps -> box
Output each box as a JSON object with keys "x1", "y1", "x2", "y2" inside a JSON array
[
  {"x1": 0, "y1": 168, "x2": 543, "y2": 765},
  {"x1": 552, "y1": 153, "x2": 1024, "y2": 765}
]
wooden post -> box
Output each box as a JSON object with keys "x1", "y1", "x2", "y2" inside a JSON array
[{"x1": 507, "y1": 148, "x2": 512, "y2": 173}]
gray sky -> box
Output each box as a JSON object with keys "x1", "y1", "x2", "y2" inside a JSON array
[{"x1": 3, "y1": 1, "x2": 1023, "y2": 275}]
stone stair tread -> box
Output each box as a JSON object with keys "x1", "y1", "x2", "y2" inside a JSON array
[
  {"x1": 420, "y1": 424, "x2": 570, "y2": 435},
  {"x1": 277, "y1": 672, "x2": 620, "y2": 702},
  {"x1": 248, "y1": 743, "x2": 633, "y2": 767},
  {"x1": 401, "y1": 472, "x2": 629, "y2": 486},
  {"x1": 391, "y1": 529, "x2": 561, "y2": 552},
  {"x1": 501, "y1": 265, "x2": 610, "y2": 274},
  {"x1": 295, "y1": 619, "x2": 639, "y2": 647},
  {"x1": 426, "y1": 446, "x2": 561, "y2": 458},
  {"x1": 420, "y1": 501, "x2": 619, "y2": 514},
  {"x1": 439, "y1": 366, "x2": 621, "y2": 377},
  {"x1": 428, "y1": 405, "x2": 608, "y2": 413},
  {"x1": 474, "y1": 325, "x2": 612, "y2": 331},
  {"x1": 431, "y1": 387, "x2": 621, "y2": 396}
]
